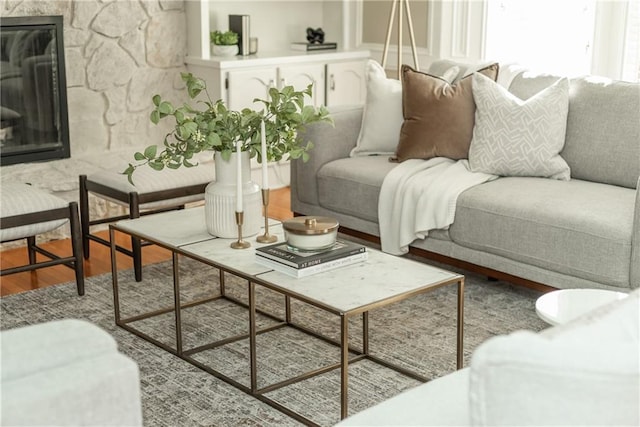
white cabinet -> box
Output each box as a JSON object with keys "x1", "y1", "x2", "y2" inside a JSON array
[
  {"x1": 185, "y1": 50, "x2": 369, "y2": 111},
  {"x1": 326, "y1": 60, "x2": 366, "y2": 106},
  {"x1": 278, "y1": 64, "x2": 325, "y2": 108},
  {"x1": 227, "y1": 68, "x2": 276, "y2": 110}
]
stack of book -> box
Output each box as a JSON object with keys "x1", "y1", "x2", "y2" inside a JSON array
[
  {"x1": 290, "y1": 42, "x2": 337, "y2": 51},
  {"x1": 255, "y1": 239, "x2": 367, "y2": 278}
]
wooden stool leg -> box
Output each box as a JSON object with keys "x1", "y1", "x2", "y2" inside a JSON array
[
  {"x1": 69, "y1": 202, "x2": 85, "y2": 296},
  {"x1": 26, "y1": 236, "x2": 36, "y2": 264},
  {"x1": 129, "y1": 192, "x2": 143, "y2": 282},
  {"x1": 79, "y1": 175, "x2": 91, "y2": 260}
]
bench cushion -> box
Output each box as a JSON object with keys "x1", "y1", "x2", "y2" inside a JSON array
[
  {"x1": 87, "y1": 156, "x2": 215, "y2": 210},
  {"x1": 450, "y1": 177, "x2": 635, "y2": 288},
  {"x1": 0, "y1": 183, "x2": 68, "y2": 242}
]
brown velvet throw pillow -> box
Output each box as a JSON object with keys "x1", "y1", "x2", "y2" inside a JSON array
[{"x1": 393, "y1": 63, "x2": 499, "y2": 162}]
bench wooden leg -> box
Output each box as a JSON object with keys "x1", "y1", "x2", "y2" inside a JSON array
[
  {"x1": 27, "y1": 236, "x2": 36, "y2": 264},
  {"x1": 69, "y1": 202, "x2": 85, "y2": 296},
  {"x1": 129, "y1": 192, "x2": 143, "y2": 282},
  {"x1": 79, "y1": 175, "x2": 91, "y2": 260}
]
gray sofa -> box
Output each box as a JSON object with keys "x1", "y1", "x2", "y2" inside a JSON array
[{"x1": 291, "y1": 63, "x2": 640, "y2": 293}]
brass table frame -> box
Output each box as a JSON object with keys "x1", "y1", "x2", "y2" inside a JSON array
[{"x1": 109, "y1": 224, "x2": 465, "y2": 426}]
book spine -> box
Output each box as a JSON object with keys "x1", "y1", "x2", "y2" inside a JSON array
[
  {"x1": 255, "y1": 251, "x2": 368, "y2": 278},
  {"x1": 307, "y1": 44, "x2": 337, "y2": 51},
  {"x1": 256, "y1": 244, "x2": 366, "y2": 269},
  {"x1": 297, "y1": 252, "x2": 368, "y2": 277},
  {"x1": 290, "y1": 43, "x2": 337, "y2": 51},
  {"x1": 297, "y1": 246, "x2": 365, "y2": 269},
  {"x1": 229, "y1": 15, "x2": 250, "y2": 55}
]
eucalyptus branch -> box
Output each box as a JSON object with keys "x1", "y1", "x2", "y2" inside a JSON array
[{"x1": 124, "y1": 73, "x2": 333, "y2": 185}]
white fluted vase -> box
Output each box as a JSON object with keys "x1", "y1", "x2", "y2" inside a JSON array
[{"x1": 205, "y1": 151, "x2": 261, "y2": 238}]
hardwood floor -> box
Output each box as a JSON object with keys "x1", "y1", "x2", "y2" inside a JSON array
[{"x1": 0, "y1": 187, "x2": 293, "y2": 297}]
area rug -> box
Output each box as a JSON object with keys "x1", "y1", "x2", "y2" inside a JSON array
[{"x1": 0, "y1": 257, "x2": 548, "y2": 426}]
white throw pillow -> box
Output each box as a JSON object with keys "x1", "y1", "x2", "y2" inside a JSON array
[
  {"x1": 468, "y1": 72, "x2": 571, "y2": 180},
  {"x1": 350, "y1": 60, "x2": 404, "y2": 157}
]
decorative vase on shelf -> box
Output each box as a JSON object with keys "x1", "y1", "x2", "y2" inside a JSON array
[
  {"x1": 212, "y1": 44, "x2": 239, "y2": 57},
  {"x1": 205, "y1": 150, "x2": 261, "y2": 238}
]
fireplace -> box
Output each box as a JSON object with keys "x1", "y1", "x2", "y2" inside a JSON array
[{"x1": 0, "y1": 15, "x2": 70, "y2": 166}]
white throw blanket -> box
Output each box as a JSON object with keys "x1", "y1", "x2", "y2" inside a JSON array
[{"x1": 378, "y1": 158, "x2": 497, "y2": 255}]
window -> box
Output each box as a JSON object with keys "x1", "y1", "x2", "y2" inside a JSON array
[{"x1": 484, "y1": 0, "x2": 639, "y2": 81}]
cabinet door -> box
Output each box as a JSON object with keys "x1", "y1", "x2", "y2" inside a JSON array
[
  {"x1": 227, "y1": 68, "x2": 277, "y2": 110},
  {"x1": 326, "y1": 60, "x2": 367, "y2": 107},
  {"x1": 278, "y1": 64, "x2": 325, "y2": 107}
]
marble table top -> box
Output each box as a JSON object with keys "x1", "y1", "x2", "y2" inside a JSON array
[{"x1": 114, "y1": 207, "x2": 463, "y2": 314}]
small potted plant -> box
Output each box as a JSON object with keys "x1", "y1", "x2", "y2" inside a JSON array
[{"x1": 210, "y1": 30, "x2": 239, "y2": 57}]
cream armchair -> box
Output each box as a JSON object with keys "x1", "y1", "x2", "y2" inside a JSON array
[
  {"x1": 1, "y1": 319, "x2": 143, "y2": 426},
  {"x1": 337, "y1": 290, "x2": 640, "y2": 426}
]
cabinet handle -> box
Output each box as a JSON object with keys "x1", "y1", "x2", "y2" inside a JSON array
[{"x1": 330, "y1": 74, "x2": 335, "y2": 91}]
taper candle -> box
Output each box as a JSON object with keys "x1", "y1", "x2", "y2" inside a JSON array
[
  {"x1": 236, "y1": 142, "x2": 242, "y2": 212},
  {"x1": 260, "y1": 119, "x2": 268, "y2": 189}
]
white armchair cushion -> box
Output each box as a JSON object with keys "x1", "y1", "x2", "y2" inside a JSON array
[{"x1": 469, "y1": 290, "x2": 640, "y2": 426}]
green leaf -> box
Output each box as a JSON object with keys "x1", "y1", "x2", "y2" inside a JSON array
[
  {"x1": 149, "y1": 161, "x2": 164, "y2": 171},
  {"x1": 144, "y1": 145, "x2": 157, "y2": 159},
  {"x1": 206, "y1": 132, "x2": 222, "y2": 147},
  {"x1": 134, "y1": 152, "x2": 145, "y2": 161},
  {"x1": 150, "y1": 110, "x2": 160, "y2": 124},
  {"x1": 158, "y1": 101, "x2": 173, "y2": 115},
  {"x1": 122, "y1": 164, "x2": 136, "y2": 185},
  {"x1": 152, "y1": 94, "x2": 161, "y2": 106}
]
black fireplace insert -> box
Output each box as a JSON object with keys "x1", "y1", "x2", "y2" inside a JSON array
[{"x1": 0, "y1": 15, "x2": 70, "y2": 166}]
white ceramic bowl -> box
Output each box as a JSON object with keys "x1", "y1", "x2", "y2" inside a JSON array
[{"x1": 283, "y1": 216, "x2": 338, "y2": 251}]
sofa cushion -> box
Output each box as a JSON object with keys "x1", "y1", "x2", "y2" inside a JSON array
[
  {"x1": 469, "y1": 73, "x2": 570, "y2": 180},
  {"x1": 562, "y1": 76, "x2": 640, "y2": 189},
  {"x1": 394, "y1": 63, "x2": 499, "y2": 162},
  {"x1": 450, "y1": 177, "x2": 635, "y2": 288},
  {"x1": 318, "y1": 156, "x2": 397, "y2": 223}
]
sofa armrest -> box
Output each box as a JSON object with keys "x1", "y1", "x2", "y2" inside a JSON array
[
  {"x1": 470, "y1": 291, "x2": 640, "y2": 426},
  {"x1": 631, "y1": 177, "x2": 640, "y2": 289},
  {"x1": 1, "y1": 319, "x2": 143, "y2": 426},
  {"x1": 291, "y1": 105, "x2": 363, "y2": 208}
]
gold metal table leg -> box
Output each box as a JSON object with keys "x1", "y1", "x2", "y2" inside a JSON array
[
  {"x1": 249, "y1": 280, "x2": 258, "y2": 392},
  {"x1": 173, "y1": 252, "x2": 183, "y2": 355},
  {"x1": 340, "y1": 315, "x2": 349, "y2": 419},
  {"x1": 457, "y1": 278, "x2": 465, "y2": 369}
]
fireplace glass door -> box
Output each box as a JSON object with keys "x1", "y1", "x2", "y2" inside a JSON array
[{"x1": 1, "y1": 15, "x2": 70, "y2": 165}]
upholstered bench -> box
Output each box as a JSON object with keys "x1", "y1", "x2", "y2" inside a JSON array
[
  {"x1": 79, "y1": 161, "x2": 215, "y2": 281},
  {"x1": 1, "y1": 183, "x2": 84, "y2": 295}
]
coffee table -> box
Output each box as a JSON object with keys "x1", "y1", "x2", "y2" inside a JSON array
[
  {"x1": 536, "y1": 288, "x2": 629, "y2": 325},
  {"x1": 109, "y1": 206, "x2": 464, "y2": 425}
]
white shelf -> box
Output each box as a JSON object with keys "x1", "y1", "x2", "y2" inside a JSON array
[{"x1": 185, "y1": 49, "x2": 370, "y2": 70}]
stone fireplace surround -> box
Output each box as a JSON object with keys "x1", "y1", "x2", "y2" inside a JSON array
[{"x1": 1, "y1": 0, "x2": 283, "y2": 246}]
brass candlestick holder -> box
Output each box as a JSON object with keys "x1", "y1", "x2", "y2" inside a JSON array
[
  {"x1": 230, "y1": 211, "x2": 251, "y2": 249},
  {"x1": 257, "y1": 189, "x2": 277, "y2": 243}
]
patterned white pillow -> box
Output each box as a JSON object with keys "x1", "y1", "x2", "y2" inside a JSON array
[{"x1": 469, "y1": 73, "x2": 571, "y2": 180}]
